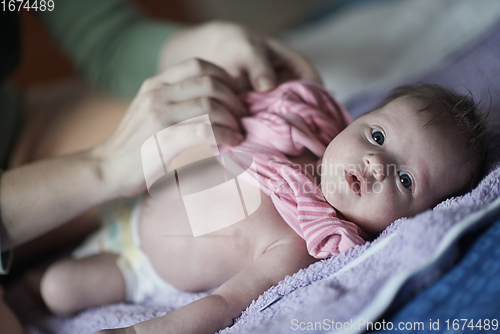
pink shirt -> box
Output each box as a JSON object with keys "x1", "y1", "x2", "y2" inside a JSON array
[{"x1": 222, "y1": 81, "x2": 366, "y2": 259}]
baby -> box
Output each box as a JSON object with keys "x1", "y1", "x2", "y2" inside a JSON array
[{"x1": 40, "y1": 81, "x2": 486, "y2": 334}]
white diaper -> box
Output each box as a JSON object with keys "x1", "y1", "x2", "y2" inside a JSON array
[{"x1": 72, "y1": 196, "x2": 179, "y2": 303}]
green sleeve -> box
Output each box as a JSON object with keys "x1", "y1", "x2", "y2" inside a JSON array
[{"x1": 38, "y1": 0, "x2": 184, "y2": 97}]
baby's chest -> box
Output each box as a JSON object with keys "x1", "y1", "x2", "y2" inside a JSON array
[{"x1": 139, "y1": 191, "x2": 298, "y2": 291}]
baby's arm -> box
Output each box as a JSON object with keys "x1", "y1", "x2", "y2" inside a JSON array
[{"x1": 96, "y1": 237, "x2": 316, "y2": 334}]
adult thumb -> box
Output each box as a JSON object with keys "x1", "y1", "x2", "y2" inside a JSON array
[{"x1": 244, "y1": 46, "x2": 277, "y2": 92}]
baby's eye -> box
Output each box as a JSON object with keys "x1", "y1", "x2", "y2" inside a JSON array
[
  {"x1": 399, "y1": 171, "x2": 412, "y2": 189},
  {"x1": 371, "y1": 129, "x2": 385, "y2": 145}
]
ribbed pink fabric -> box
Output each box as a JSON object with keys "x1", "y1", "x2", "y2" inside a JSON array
[{"x1": 223, "y1": 81, "x2": 367, "y2": 259}]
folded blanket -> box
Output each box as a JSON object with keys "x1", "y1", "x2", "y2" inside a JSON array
[{"x1": 376, "y1": 215, "x2": 500, "y2": 333}]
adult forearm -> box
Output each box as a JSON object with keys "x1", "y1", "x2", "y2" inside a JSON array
[
  {"x1": 0, "y1": 150, "x2": 114, "y2": 250},
  {"x1": 0, "y1": 58, "x2": 248, "y2": 253}
]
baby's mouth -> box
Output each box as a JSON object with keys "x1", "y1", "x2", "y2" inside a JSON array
[{"x1": 345, "y1": 170, "x2": 362, "y2": 196}]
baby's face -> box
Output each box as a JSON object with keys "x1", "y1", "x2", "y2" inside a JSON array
[{"x1": 320, "y1": 96, "x2": 472, "y2": 235}]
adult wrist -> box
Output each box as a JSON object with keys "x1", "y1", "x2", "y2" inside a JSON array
[
  {"x1": 85, "y1": 146, "x2": 121, "y2": 201},
  {"x1": 88, "y1": 143, "x2": 145, "y2": 200}
]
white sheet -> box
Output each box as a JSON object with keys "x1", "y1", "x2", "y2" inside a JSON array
[{"x1": 283, "y1": 0, "x2": 500, "y2": 103}]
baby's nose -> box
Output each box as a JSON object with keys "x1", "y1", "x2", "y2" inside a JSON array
[{"x1": 363, "y1": 154, "x2": 386, "y2": 181}]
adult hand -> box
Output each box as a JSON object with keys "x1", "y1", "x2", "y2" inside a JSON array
[
  {"x1": 0, "y1": 58, "x2": 244, "y2": 250},
  {"x1": 159, "y1": 21, "x2": 321, "y2": 93},
  {"x1": 92, "y1": 58, "x2": 245, "y2": 198}
]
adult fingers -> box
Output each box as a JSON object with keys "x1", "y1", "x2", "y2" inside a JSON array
[
  {"x1": 139, "y1": 58, "x2": 239, "y2": 94},
  {"x1": 158, "y1": 122, "x2": 242, "y2": 163},
  {"x1": 137, "y1": 96, "x2": 244, "y2": 146},
  {"x1": 211, "y1": 124, "x2": 244, "y2": 146},
  {"x1": 240, "y1": 40, "x2": 277, "y2": 92},
  {"x1": 166, "y1": 97, "x2": 240, "y2": 132},
  {"x1": 159, "y1": 75, "x2": 246, "y2": 118},
  {"x1": 266, "y1": 39, "x2": 322, "y2": 84}
]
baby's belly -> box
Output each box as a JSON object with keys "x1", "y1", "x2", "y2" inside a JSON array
[{"x1": 139, "y1": 190, "x2": 297, "y2": 291}]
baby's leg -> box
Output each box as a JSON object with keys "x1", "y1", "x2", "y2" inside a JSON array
[{"x1": 40, "y1": 253, "x2": 125, "y2": 316}]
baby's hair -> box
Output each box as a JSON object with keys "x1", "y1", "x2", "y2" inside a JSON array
[{"x1": 372, "y1": 83, "x2": 488, "y2": 190}]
